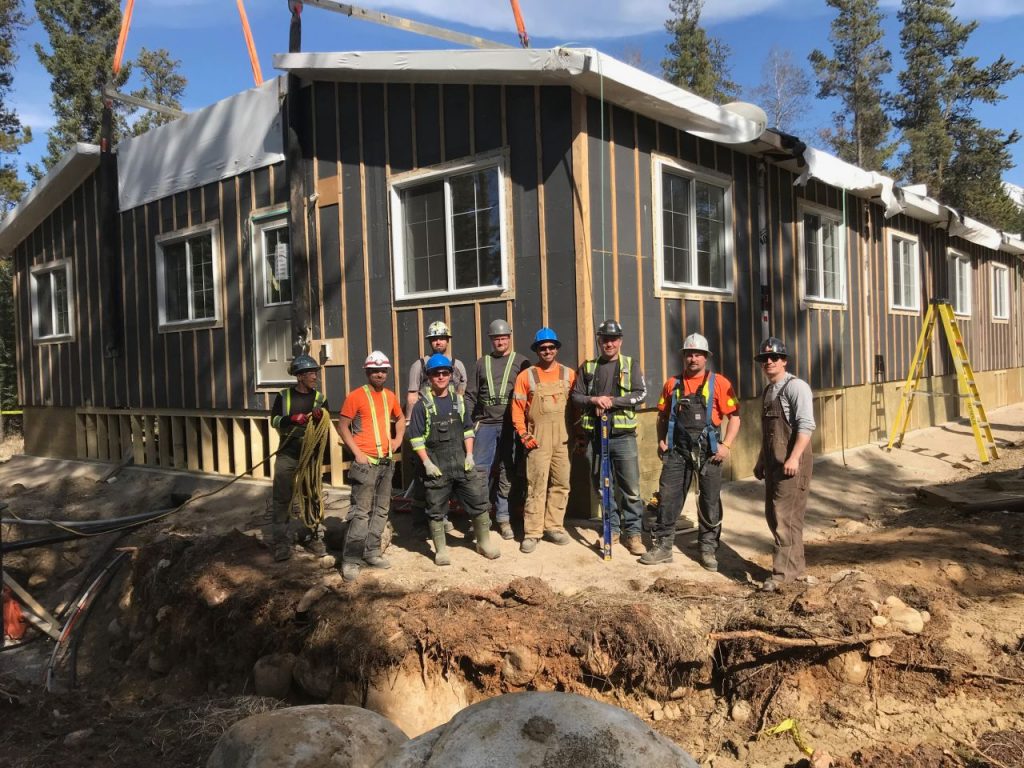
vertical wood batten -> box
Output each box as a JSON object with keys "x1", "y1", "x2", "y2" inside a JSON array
[{"x1": 506, "y1": 85, "x2": 541, "y2": 340}]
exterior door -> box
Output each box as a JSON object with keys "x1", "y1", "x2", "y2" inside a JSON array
[{"x1": 252, "y1": 211, "x2": 293, "y2": 385}]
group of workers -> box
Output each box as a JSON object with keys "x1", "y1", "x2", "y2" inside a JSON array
[{"x1": 270, "y1": 319, "x2": 816, "y2": 592}]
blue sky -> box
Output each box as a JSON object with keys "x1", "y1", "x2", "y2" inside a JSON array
[{"x1": 10, "y1": 0, "x2": 1024, "y2": 188}]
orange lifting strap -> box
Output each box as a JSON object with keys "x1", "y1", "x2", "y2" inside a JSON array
[
  {"x1": 112, "y1": 0, "x2": 135, "y2": 75},
  {"x1": 237, "y1": 0, "x2": 263, "y2": 86},
  {"x1": 509, "y1": 0, "x2": 529, "y2": 48}
]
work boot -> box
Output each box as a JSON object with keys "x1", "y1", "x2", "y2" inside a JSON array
[
  {"x1": 700, "y1": 549, "x2": 718, "y2": 572},
  {"x1": 303, "y1": 538, "x2": 327, "y2": 557},
  {"x1": 472, "y1": 515, "x2": 501, "y2": 560},
  {"x1": 544, "y1": 530, "x2": 570, "y2": 546},
  {"x1": 623, "y1": 534, "x2": 646, "y2": 556},
  {"x1": 363, "y1": 554, "x2": 392, "y2": 569},
  {"x1": 342, "y1": 562, "x2": 361, "y2": 582},
  {"x1": 639, "y1": 537, "x2": 674, "y2": 565},
  {"x1": 429, "y1": 520, "x2": 451, "y2": 566},
  {"x1": 273, "y1": 541, "x2": 292, "y2": 562},
  {"x1": 498, "y1": 521, "x2": 514, "y2": 540},
  {"x1": 520, "y1": 537, "x2": 538, "y2": 554}
]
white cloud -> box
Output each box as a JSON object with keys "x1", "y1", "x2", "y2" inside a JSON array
[
  {"x1": 13, "y1": 104, "x2": 55, "y2": 131},
  {"x1": 879, "y1": 0, "x2": 1024, "y2": 18}
]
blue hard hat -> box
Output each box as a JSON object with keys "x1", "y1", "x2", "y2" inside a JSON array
[
  {"x1": 531, "y1": 327, "x2": 562, "y2": 351},
  {"x1": 424, "y1": 353, "x2": 454, "y2": 373}
]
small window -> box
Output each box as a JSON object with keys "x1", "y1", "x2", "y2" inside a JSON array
[
  {"x1": 992, "y1": 264, "x2": 1009, "y2": 320},
  {"x1": 656, "y1": 160, "x2": 733, "y2": 293},
  {"x1": 947, "y1": 250, "x2": 971, "y2": 317},
  {"x1": 155, "y1": 223, "x2": 221, "y2": 329},
  {"x1": 30, "y1": 260, "x2": 74, "y2": 342},
  {"x1": 800, "y1": 206, "x2": 845, "y2": 303},
  {"x1": 260, "y1": 222, "x2": 291, "y2": 305},
  {"x1": 888, "y1": 232, "x2": 920, "y2": 311},
  {"x1": 391, "y1": 159, "x2": 507, "y2": 300}
]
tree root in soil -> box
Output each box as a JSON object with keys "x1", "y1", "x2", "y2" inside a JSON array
[{"x1": 709, "y1": 629, "x2": 904, "y2": 648}]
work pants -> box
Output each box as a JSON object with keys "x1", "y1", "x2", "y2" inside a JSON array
[
  {"x1": 343, "y1": 461, "x2": 395, "y2": 564},
  {"x1": 654, "y1": 445, "x2": 723, "y2": 552},
  {"x1": 522, "y1": 381, "x2": 571, "y2": 539},
  {"x1": 424, "y1": 469, "x2": 489, "y2": 523},
  {"x1": 271, "y1": 452, "x2": 299, "y2": 545},
  {"x1": 764, "y1": 456, "x2": 813, "y2": 581},
  {"x1": 472, "y1": 421, "x2": 516, "y2": 523},
  {"x1": 589, "y1": 431, "x2": 643, "y2": 535}
]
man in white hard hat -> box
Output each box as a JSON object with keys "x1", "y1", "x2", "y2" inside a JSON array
[
  {"x1": 466, "y1": 318, "x2": 529, "y2": 540},
  {"x1": 640, "y1": 332, "x2": 740, "y2": 572},
  {"x1": 337, "y1": 351, "x2": 406, "y2": 581}
]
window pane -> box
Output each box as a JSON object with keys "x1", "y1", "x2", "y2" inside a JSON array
[
  {"x1": 451, "y1": 169, "x2": 501, "y2": 290},
  {"x1": 403, "y1": 181, "x2": 447, "y2": 293},
  {"x1": 821, "y1": 219, "x2": 840, "y2": 300},
  {"x1": 164, "y1": 241, "x2": 189, "y2": 322},
  {"x1": 264, "y1": 226, "x2": 291, "y2": 304},
  {"x1": 695, "y1": 181, "x2": 726, "y2": 289},
  {"x1": 36, "y1": 273, "x2": 54, "y2": 337},
  {"x1": 662, "y1": 173, "x2": 690, "y2": 284},
  {"x1": 53, "y1": 269, "x2": 69, "y2": 335},
  {"x1": 804, "y1": 213, "x2": 820, "y2": 298},
  {"x1": 189, "y1": 235, "x2": 216, "y2": 320}
]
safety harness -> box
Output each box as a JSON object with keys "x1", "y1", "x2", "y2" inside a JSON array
[{"x1": 665, "y1": 371, "x2": 719, "y2": 454}]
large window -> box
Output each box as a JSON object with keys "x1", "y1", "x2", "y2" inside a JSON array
[
  {"x1": 30, "y1": 260, "x2": 74, "y2": 342},
  {"x1": 888, "y1": 232, "x2": 920, "y2": 311},
  {"x1": 947, "y1": 250, "x2": 971, "y2": 317},
  {"x1": 656, "y1": 160, "x2": 732, "y2": 293},
  {"x1": 390, "y1": 159, "x2": 507, "y2": 300},
  {"x1": 156, "y1": 223, "x2": 221, "y2": 329},
  {"x1": 992, "y1": 264, "x2": 1010, "y2": 320},
  {"x1": 800, "y1": 205, "x2": 845, "y2": 303}
]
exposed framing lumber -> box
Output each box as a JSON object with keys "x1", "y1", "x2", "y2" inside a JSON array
[{"x1": 570, "y1": 90, "x2": 594, "y2": 363}]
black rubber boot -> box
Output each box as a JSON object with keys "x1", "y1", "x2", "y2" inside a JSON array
[
  {"x1": 429, "y1": 520, "x2": 451, "y2": 566},
  {"x1": 638, "y1": 537, "x2": 674, "y2": 565}
]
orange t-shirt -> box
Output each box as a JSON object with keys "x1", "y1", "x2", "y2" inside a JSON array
[
  {"x1": 657, "y1": 372, "x2": 738, "y2": 427},
  {"x1": 339, "y1": 386, "x2": 403, "y2": 458},
  {"x1": 511, "y1": 364, "x2": 577, "y2": 435}
]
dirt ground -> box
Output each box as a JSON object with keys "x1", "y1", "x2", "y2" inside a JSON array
[{"x1": 1, "y1": 409, "x2": 1023, "y2": 768}]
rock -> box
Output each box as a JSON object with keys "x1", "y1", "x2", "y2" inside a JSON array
[
  {"x1": 148, "y1": 647, "x2": 175, "y2": 675},
  {"x1": 730, "y1": 700, "x2": 752, "y2": 723},
  {"x1": 642, "y1": 698, "x2": 662, "y2": 716},
  {"x1": 502, "y1": 646, "x2": 542, "y2": 687},
  {"x1": 942, "y1": 562, "x2": 969, "y2": 584},
  {"x1": 363, "y1": 664, "x2": 468, "y2": 737},
  {"x1": 296, "y1": 585, "x2": 329, "y2": 614},
  {"x1": 292, "y1": 655, "x2": 334, "y2": 700},
  {"x1": 663, "y1": 703, "x2": 681, "y2": 721},
  {"x1": 207, "y1": 704, "x2": 406, "y2": 768},
  {"x1": 871, "y1": 615, "x2": 889, "y2": 628},
  {"x1": 64, "y1": 728, "x2": 94, "y2": 746},
  {"x1": 920, "y1": 610, "x2": 930, "y2": 624},
  {"x1": 28, "y1": 572, "x2": 49, "y2": 588},
  {"x1": 253, "y1": 654, "x2": 296, "y2": 699},
  {"x1": 385, "y1": 692, "x2": 700, "y2": 768},
  {"x1": 868, "y1": 641, "x2": 893, "y2": 658},
  {"x1": 827, "y1": 651, "x2": 868, "y2": 685},
  {"x1": 317, "y1": 555, "x2": 336, "y2": 570},
  {"x1": 652, "y1": 709, "x2": 665, "y2": 721},
  {"x1": 889, "y1": 606, "x2": 925, "y2": 635}
]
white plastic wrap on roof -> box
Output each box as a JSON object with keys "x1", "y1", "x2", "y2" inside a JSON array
[
  {"x1": 117, "y1": 77, "x2": 285, "y2": 212},
  {"x1": 795, "y1": 147, "x2": 900, "y2": 218},
  {"x1": 948, "y1": 214, "x2": 1004, "y2": 250},
  {"x1": 273, "y1": 47, "x2": 765, "y2": 145}
]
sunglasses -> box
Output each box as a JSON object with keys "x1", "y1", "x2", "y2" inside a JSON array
[
  {"x1": 429, "y1": 369, "x2": 453, "y2": 377},
  {"x1": 536, "y1": 345, "x2": 557, "y2": 352},
  {"x1": 760, "y1": 354, "x2": 785, "y2": 363}
]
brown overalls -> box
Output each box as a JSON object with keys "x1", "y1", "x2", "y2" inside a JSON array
[
  {"x1": 762, "y1": 377, "x2": 813, "y2": 581},
  {"x1": 523, "y1": 365, "x2": 572, "y2": 539}
]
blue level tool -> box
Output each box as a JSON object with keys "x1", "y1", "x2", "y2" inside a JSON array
[{"x1": 600, "y1": 412, "x2": 613, "y2": 561}]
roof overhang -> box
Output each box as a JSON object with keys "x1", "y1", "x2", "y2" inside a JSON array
[
  {"x1": 0, "y1": 143, "x2": 100, "y2": 254},
  {"x1": 273, "y1": 47, "x2": 765, "y2": 145}
]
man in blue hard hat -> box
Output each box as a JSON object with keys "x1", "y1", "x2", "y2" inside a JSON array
[
  {"x1": 268, "y1": 354, "x2": 329, "y2": 562},
  {"x1": 407, "y1": 353, "x2": 501, "y2": 566},
  {"x1": 571, "y1": 319, "x2": 648, "y2": 556},
  {"x1": 466, "y1": 318, "x2": 529, "y2": 540}
]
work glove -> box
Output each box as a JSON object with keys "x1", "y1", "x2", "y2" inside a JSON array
[
  {"x1": 521, "y1": 433, "x2": 539, "y2": 451},
  {"x1": 311, "y1": 408, "x2": 324, "y2": 422},
  {"x1": 464, "y1": 455, "x2": 475, "y2": 472},
  {"x1": 290, "y1": 413, "x2": 310, "y2": 426},
  {"x1": 423, "y1": 459, "x2": 443, "y2": 478}
]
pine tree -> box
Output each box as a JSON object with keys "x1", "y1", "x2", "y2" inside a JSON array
[
  {"x1": 891, "y1": 0, "x2": 1022, "y2": 215},
  {"x1": 748, "y1": 47, "x2": 810, "y2": 135},
  {"x1": 662, "y1": 0, "x2": 738, "y2": 104},
  {"x1": 808, "y1": 0, "x2": 894, "y2": 171},
  {"x1": 0, "y1": 0, "x2": 30, "y2": 211},
  {"x1": 32, "y1": 0, "x2": 128, "y2": 178},
  {"x1": 130, "y1": 47, "x2": 186, "y2": 136}
]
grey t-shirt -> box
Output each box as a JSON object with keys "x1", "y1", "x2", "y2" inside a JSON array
[
  {"x1": 466, "y1": 351, "x2": 529, "y2": 424},
  {"x1": 763, "y1": 374, "x2": 816, "y2": 435},
  {"x1": 407, "y1": 356, "x2": 468, "y2": 396}
]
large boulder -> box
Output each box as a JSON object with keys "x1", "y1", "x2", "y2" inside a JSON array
[
  {"x1": 206, "y1": 704, "x2": 406, "y2": 768},
  {"x1": 387, "y1": 692, "x2": 700, "y2": 768}
]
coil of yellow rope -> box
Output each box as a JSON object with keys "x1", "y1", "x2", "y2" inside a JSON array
[{"x1": 288, "y1": 413, "x2": 331, "y2": 532}]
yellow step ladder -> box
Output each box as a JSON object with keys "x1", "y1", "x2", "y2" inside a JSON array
[{"x1": 886, "y1": 299, "x2": 998, "y2": 463}]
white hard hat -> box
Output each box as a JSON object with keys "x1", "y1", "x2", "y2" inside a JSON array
[
  {"x1": 681, "y1": 333, "x2": 711, "y2": 355},
  {"x1": 363, "y1": 350, "x2": 391, "y2": 369}
]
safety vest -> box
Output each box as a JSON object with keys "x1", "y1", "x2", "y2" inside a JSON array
[
  {"x1": 483, "y1": 353, "x2": 517, "y2": 406},
  {"x1": 665, "y1": 372, "x2": 719, "y2": 453},
  {"x1": 409, "y1": 390, "x2": 473, "y2": 451},
  {"x1": 580, "y1": 355, "x2": 638, "y2": 433},
  {"x1": 360, "y1": 385, "x2": 395, "y2": 461},
  {"x1": 271, "y1": 387, "x2": 325, "y2": 429}
]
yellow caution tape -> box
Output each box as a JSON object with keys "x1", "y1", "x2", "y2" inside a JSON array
[{"x1": 760, "y1": 718, "x2": 814, "y2": 757}]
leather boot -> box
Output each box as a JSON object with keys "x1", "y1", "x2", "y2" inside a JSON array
[
  {"x1": 429, "y1": 520, "x2": 451, "y2": 566},
  {"x1": 472, "y1": 514, "x2": 501, "y2": 560},
  {"x1": 639, "y1": 537, "x2": 674, "y2": 565}
]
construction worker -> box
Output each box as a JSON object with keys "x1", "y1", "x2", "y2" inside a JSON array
[
  {"x1": 407, "y1": 354, "x2": 501, "y2": 566},
  {"x1": 405, "y1": 321, "x2": 468, "y2": 529},
  {"x1": 512, "y1": 327, "x2": 576, "y2": 553},
  {"x1": 571, "y1": 319, "x2": 648, "y2": 556},
  {"x1": 467, "y1": 318, "x2": 529, "y2": 540},
  {"x1": 337, "y1": 351, "x2": 406, "y2": 582},
  {"x1": 753, "y1": 337, "x2": 816, "y2": 591},
  {"x1": 269, "y1": 354, "x2": 328, "y2": 562},
  {"x1": 640, "y1": 333, "x2": 741, "y2": 571}
]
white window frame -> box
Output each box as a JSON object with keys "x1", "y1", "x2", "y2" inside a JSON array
[
  {"x1": 653, "y1": 156, "x2": 735, "y2": 297},
  {"x1": 30, "y1": 259, "x2": 75, "y2": 343},
  {"x1": 389, "y1": 154, "x2": 510, "y2": 301},
  {"x1": 991, "y1": 263, "x2": 1010, "y2": 321},
  {"x1": 887, "y1": 230, "x2": 921, "y2": 312},
  {"x1": 947, "y1": 249, "x2": 971, "y2": 317},
  {"x1": 155, "y1": 221, "x2": 223, "y2": 331},
  {"x1": 798, "y1": 201, "x2": 847, "y2": 306},
  {"x1": 253, "y1": 213, "x2": 292, "y2": 308}
]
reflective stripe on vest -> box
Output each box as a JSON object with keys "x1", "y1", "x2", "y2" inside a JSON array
[
  {"x1": 409, "y1": 391, "x2": 470, "y2": 451},
  {"x1": 484, "y1": 354, "x2": 516, "y2": 406},
  {"x1": 580, "y1": 355, "x2": 637, "y2": 432},
  {"x1": 362, "y1": 385, "x2": 392, "y2": 460},
  {"x1": 274, "y1": 387, "x2": 324, "y2": 427}
]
